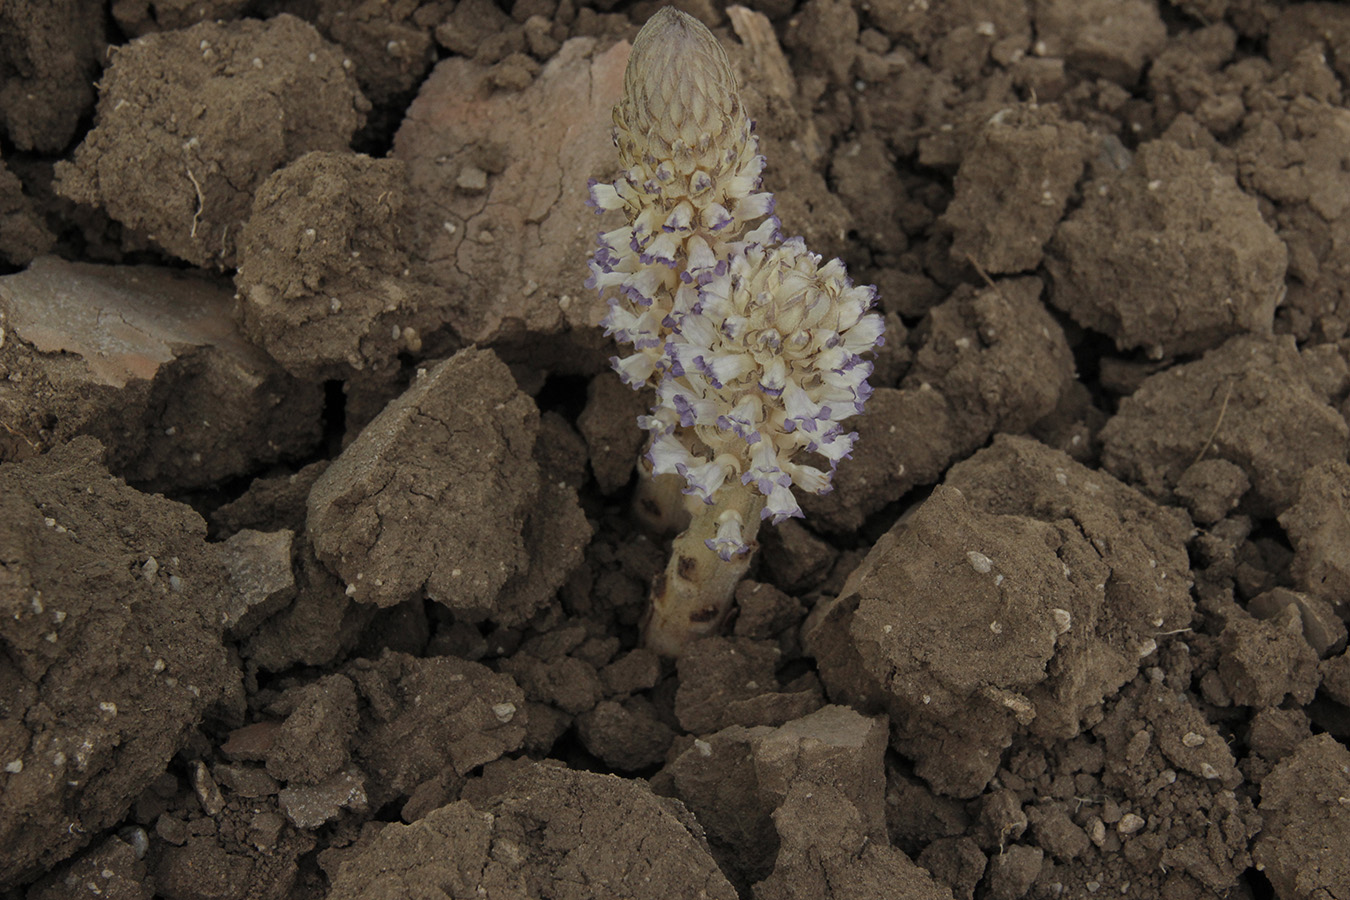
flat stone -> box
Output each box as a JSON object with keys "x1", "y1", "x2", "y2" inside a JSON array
[{"x1": 277, "y1": 768, "x2": 368, "y2": 830}]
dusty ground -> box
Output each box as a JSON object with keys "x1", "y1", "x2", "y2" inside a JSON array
[{"x1": 2, "y1": 0, "x2": 1350, "y2": 898}]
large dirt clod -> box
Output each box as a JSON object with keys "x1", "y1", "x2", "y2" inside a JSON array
[
  {"x1": 308, "y1": 347, "x2": 587, "y2": 625},
  {"x1": 0, "y1": 438, "x2": 238, "y2": 888},
  {"x1": 55, "y1": 14, "x2": 368, "y2": 269}
]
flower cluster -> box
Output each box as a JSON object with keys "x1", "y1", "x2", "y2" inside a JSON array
[{"x1": 587, "y1": 8, "x2": 883, "y2": 559}]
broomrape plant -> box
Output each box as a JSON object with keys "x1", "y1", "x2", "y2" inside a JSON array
[{"x1": 587, "y1": 7, "x2": 883, "y2": 655}]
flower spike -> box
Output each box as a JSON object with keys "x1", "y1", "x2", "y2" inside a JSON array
[{"x1": 587, "y1": 8, "x2": 884, "y2": 655}]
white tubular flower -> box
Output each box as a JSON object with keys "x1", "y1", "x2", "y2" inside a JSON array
[{"x1": 706, "y1": 509, "x2": 750, "y2": 561}]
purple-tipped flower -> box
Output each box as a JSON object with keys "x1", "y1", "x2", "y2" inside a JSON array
[{"x1": 705, "y1": 510, "x2": 750, "y2": 561}]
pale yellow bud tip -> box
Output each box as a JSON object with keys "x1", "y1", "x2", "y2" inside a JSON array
[{"x1": 619, "y1": 8, "x2": 743, "y2": 154}]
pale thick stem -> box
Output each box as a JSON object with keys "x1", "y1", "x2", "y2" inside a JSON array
[
  {"x1": 642, "y1": 479, "x2": 765, "y2": 656},
  {"x1": 631, "y1": 456, "x2": 692, "y2": 537}
]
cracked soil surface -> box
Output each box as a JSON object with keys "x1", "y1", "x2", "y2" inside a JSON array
[{"x1": 2, "y1": 1, "x2": 1350, "y2": 899}]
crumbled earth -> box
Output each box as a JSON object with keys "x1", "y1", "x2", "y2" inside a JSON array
[
  {"x1": 0, "y1": 0, "x2": 105, "y2": 153},
  {"x1": 2, "y1": 3, "x2": 1350, "y2": 900},
  {"x1": 1047, "y1": 138, "x2": 1287, "y2": 357},
  {"x1": 326, "y1": 758, "x2": 738, "y2": 900},
  {"x1": 0, "y1": 256, "x2": 323, "y2": 491},
  {"x1": 306, "y1": 346, "x2": 589, "y2": 623},
  {"x1": 234, "y1": 151, "x2": 443, "y2": 380},
  {"x1": 54, "y1": 14, "x2": 369, "y2": 269},
  {"x1": 0, "y1": 438, "x2": 239, "y2": 886}
]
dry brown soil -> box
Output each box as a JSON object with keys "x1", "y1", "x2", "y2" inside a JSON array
[{"x1": 2, "y1": 1, "x2": 1350, "y2": 899}]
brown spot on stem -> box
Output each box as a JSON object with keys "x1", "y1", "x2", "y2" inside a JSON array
[{"x1": 676, "y1": 555, "x2": 697, "y2": 580}]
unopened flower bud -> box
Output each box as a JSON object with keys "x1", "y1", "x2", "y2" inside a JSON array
[{"x1": 617, "y1": 7, "x2": 744, "y2": 163}]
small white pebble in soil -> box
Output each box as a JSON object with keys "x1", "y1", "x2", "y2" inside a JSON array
[
  {"x1": 99, "y1": 701, "x2": 117, "y2": 716},
  {"x1": 967, "y1": 550, "x2": 993, "y2": 574},
  {"x1": 1051, "y1": 608, "x2": 1072, "y2": 634},
  {"x1": 4, "y1": 758, "x2": 22, "y2": 773},
  {"x1": 1117, "y1": 813, "x2": 1145, "y2": 834},
  {"x1": 120, "y1": 826, "x2": 150, "y2": 859},
  {"x1": 152, "y1": 659, "x2": 165, "y2": 673},
  {"x1": 1182, "y1": 732, "x2": 1205, "y2": 748},
  {"x1": 1200, "y1": 762, "x2": 1219, "y2": 780},
  {"x1": 990, "y1": 621, "x2": 1003, "y2": 634},
  {"x1": 1136, "y1": 638, "x2": 1158, "y2": 658},
  {"x1": 492, "y1": 702, "x2": 517, "y2": 723},
  {"x1": 694, "y1": 739, "x2": 713, "y2": 757}
]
